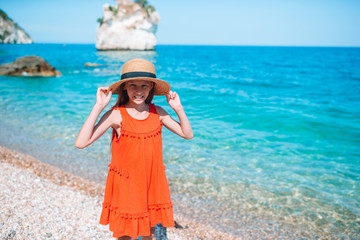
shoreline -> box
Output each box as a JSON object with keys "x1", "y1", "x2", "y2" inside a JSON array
[
  {"x1": 0, "y1": 145, "x2": 234, "y2": 239},
  {"x1": 2, "y1": 144, "x2": 348, "y2": 239}
]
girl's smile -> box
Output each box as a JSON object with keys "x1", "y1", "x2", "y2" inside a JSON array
[{"x1": 124, "y1": 80, "x2": 153, "y2": 104}]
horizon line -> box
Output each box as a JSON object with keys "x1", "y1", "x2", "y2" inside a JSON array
[{"x1": 4, "y1": 43, "x2": 360, "y2": 48}]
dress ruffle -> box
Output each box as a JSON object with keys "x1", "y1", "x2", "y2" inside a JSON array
[
  {"x1": 99, "y1": 202, "x2": 174, "y2": 238},
  {"x1": 148, "y1": 203, "x2": 174, "y2": 228},
  {"x1": 108, "y1": 164, "x2": 130, "y2": 179}
]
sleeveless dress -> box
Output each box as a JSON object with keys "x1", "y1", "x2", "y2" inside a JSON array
[{"x1": 99, "y1": 103, "x2": 175, "y2": 239}]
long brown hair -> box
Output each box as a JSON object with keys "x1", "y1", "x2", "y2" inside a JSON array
[{"x1": 114, "y1": 81, "x2": 155, "y2": 107}]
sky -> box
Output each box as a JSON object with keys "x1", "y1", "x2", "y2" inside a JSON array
[{"x1": 1, "y1": 0, "x2": 360, "y2": 46}]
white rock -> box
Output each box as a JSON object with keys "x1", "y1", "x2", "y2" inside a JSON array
[{"x1": 96, "y1": 0, "x2": 160, "y2": 50}]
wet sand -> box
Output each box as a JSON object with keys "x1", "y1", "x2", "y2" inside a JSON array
[{"x1": 0, "y1": 145, "x2": 234, "y2": 239}]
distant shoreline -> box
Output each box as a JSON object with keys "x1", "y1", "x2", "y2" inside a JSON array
[{"x1": 1, "y1": 43, "x2": 360, "y2": 48}]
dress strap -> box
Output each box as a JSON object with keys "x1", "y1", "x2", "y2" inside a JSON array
[
  {"x1": 118, "y1": 105, "x2": 129, "y2": 121},
  {"x1": 110, "y1": 106, "x2": 123, "y2": 139},
  {"x1": 116, "y1": 105, "x2": 132, "y2": 132},
  {"x1": 149, "y1": 103, "x2": 157, "y2": 114},
  {"x1": 110, "y1": 105, "x2": 124, "y2": 121}
]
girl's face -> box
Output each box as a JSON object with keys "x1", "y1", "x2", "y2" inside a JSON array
[{"x1": 124, "y1": 80, "x2": 153, "y2": 104}]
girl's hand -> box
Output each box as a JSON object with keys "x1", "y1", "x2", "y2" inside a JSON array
[
  {"x1": 96, "y1": 87, "x2": 112, "y2": 109},
  {"x1": 166, "y1": 91, "x2": 182, "y2": 110}
]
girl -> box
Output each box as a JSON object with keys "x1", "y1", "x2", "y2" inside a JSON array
[{"x1": 75, "y1": 58, "x2": 193, "y2": 240}]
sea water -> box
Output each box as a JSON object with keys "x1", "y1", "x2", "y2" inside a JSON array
[{"x1": 0, "y1": 44, "x2": 359, "y2": 238}]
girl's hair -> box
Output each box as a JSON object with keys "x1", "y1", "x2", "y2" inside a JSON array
[{"x1": 114, "y1": 82, "x2": 155, "y2": 107}]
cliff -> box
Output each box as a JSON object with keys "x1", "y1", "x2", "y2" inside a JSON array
[
  {"x1": 96, "y1": 0, "x2": 160, "y2": 51},
  {"x1": 0, "y1": 9, "x2": 33, "y2": 44}
]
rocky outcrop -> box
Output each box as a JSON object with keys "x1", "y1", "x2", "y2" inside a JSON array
[
  {"x1": 0, "y1": 56, "x2": 61, "y2": 77},
  {"x1": 96, "y1": 0, "x2": 160, "y2": 51},
  {"x1": 84, "y1": 62, "x2": 100, "y2": 67},
  {"x1": 0, "y1": 9, "x2": 33, "y2": 44}
]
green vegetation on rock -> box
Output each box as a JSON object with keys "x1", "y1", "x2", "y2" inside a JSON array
[
  {"x1": 135, "y1": 0, "x2": 156, "y2": 16},
  {"x1": 0, "y1": 9, "x2": 9, "y2": 20},
  {"x1": 108, "y1": 5, "x2": 118, "y2": 16}
]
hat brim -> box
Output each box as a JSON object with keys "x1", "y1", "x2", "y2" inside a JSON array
[{"x1": 107, "y1": 77, "x2": 171, "y2": 96}]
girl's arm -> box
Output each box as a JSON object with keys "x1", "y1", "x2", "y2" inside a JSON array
[
  {"x1": 157, "y1": 91, "x2": 193, "y2": 140},
  {"x1": 75, "y1": 87, "x2": 116, "y2": 149}
]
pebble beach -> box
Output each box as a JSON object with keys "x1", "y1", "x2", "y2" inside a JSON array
[
  {"x1": 0, "y1": 145, "x2": 235, "y2": 240},
  {"x1": 0, "y1": 145, "x2": 341, "y2": 240}
]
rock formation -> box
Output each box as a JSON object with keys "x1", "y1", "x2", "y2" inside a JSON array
[
  {"x1": 0, "y1": 9, "x2": 33, "y2": 44},
  {"x1": 84, "y1": 62, "x2": 100, "y2": 67},
  {"x1": 96, "y1": 0, "x2": 160, "y2": 51},
  {"x1": 0, "y1": 56, "x2": 61, "y2": 77}
]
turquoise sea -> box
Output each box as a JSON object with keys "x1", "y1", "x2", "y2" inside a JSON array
[{"x1": 0, "y1": 44, "x2": 359, "y2": 238}]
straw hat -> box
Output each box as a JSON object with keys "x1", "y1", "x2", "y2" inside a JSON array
[{"x1": 107, "y1": 59, "x2": 171, "y2": 95}]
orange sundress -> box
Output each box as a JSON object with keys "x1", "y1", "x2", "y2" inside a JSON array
[{"x1": 99, "y1": 103, "x2": 175, "y2": 239}]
